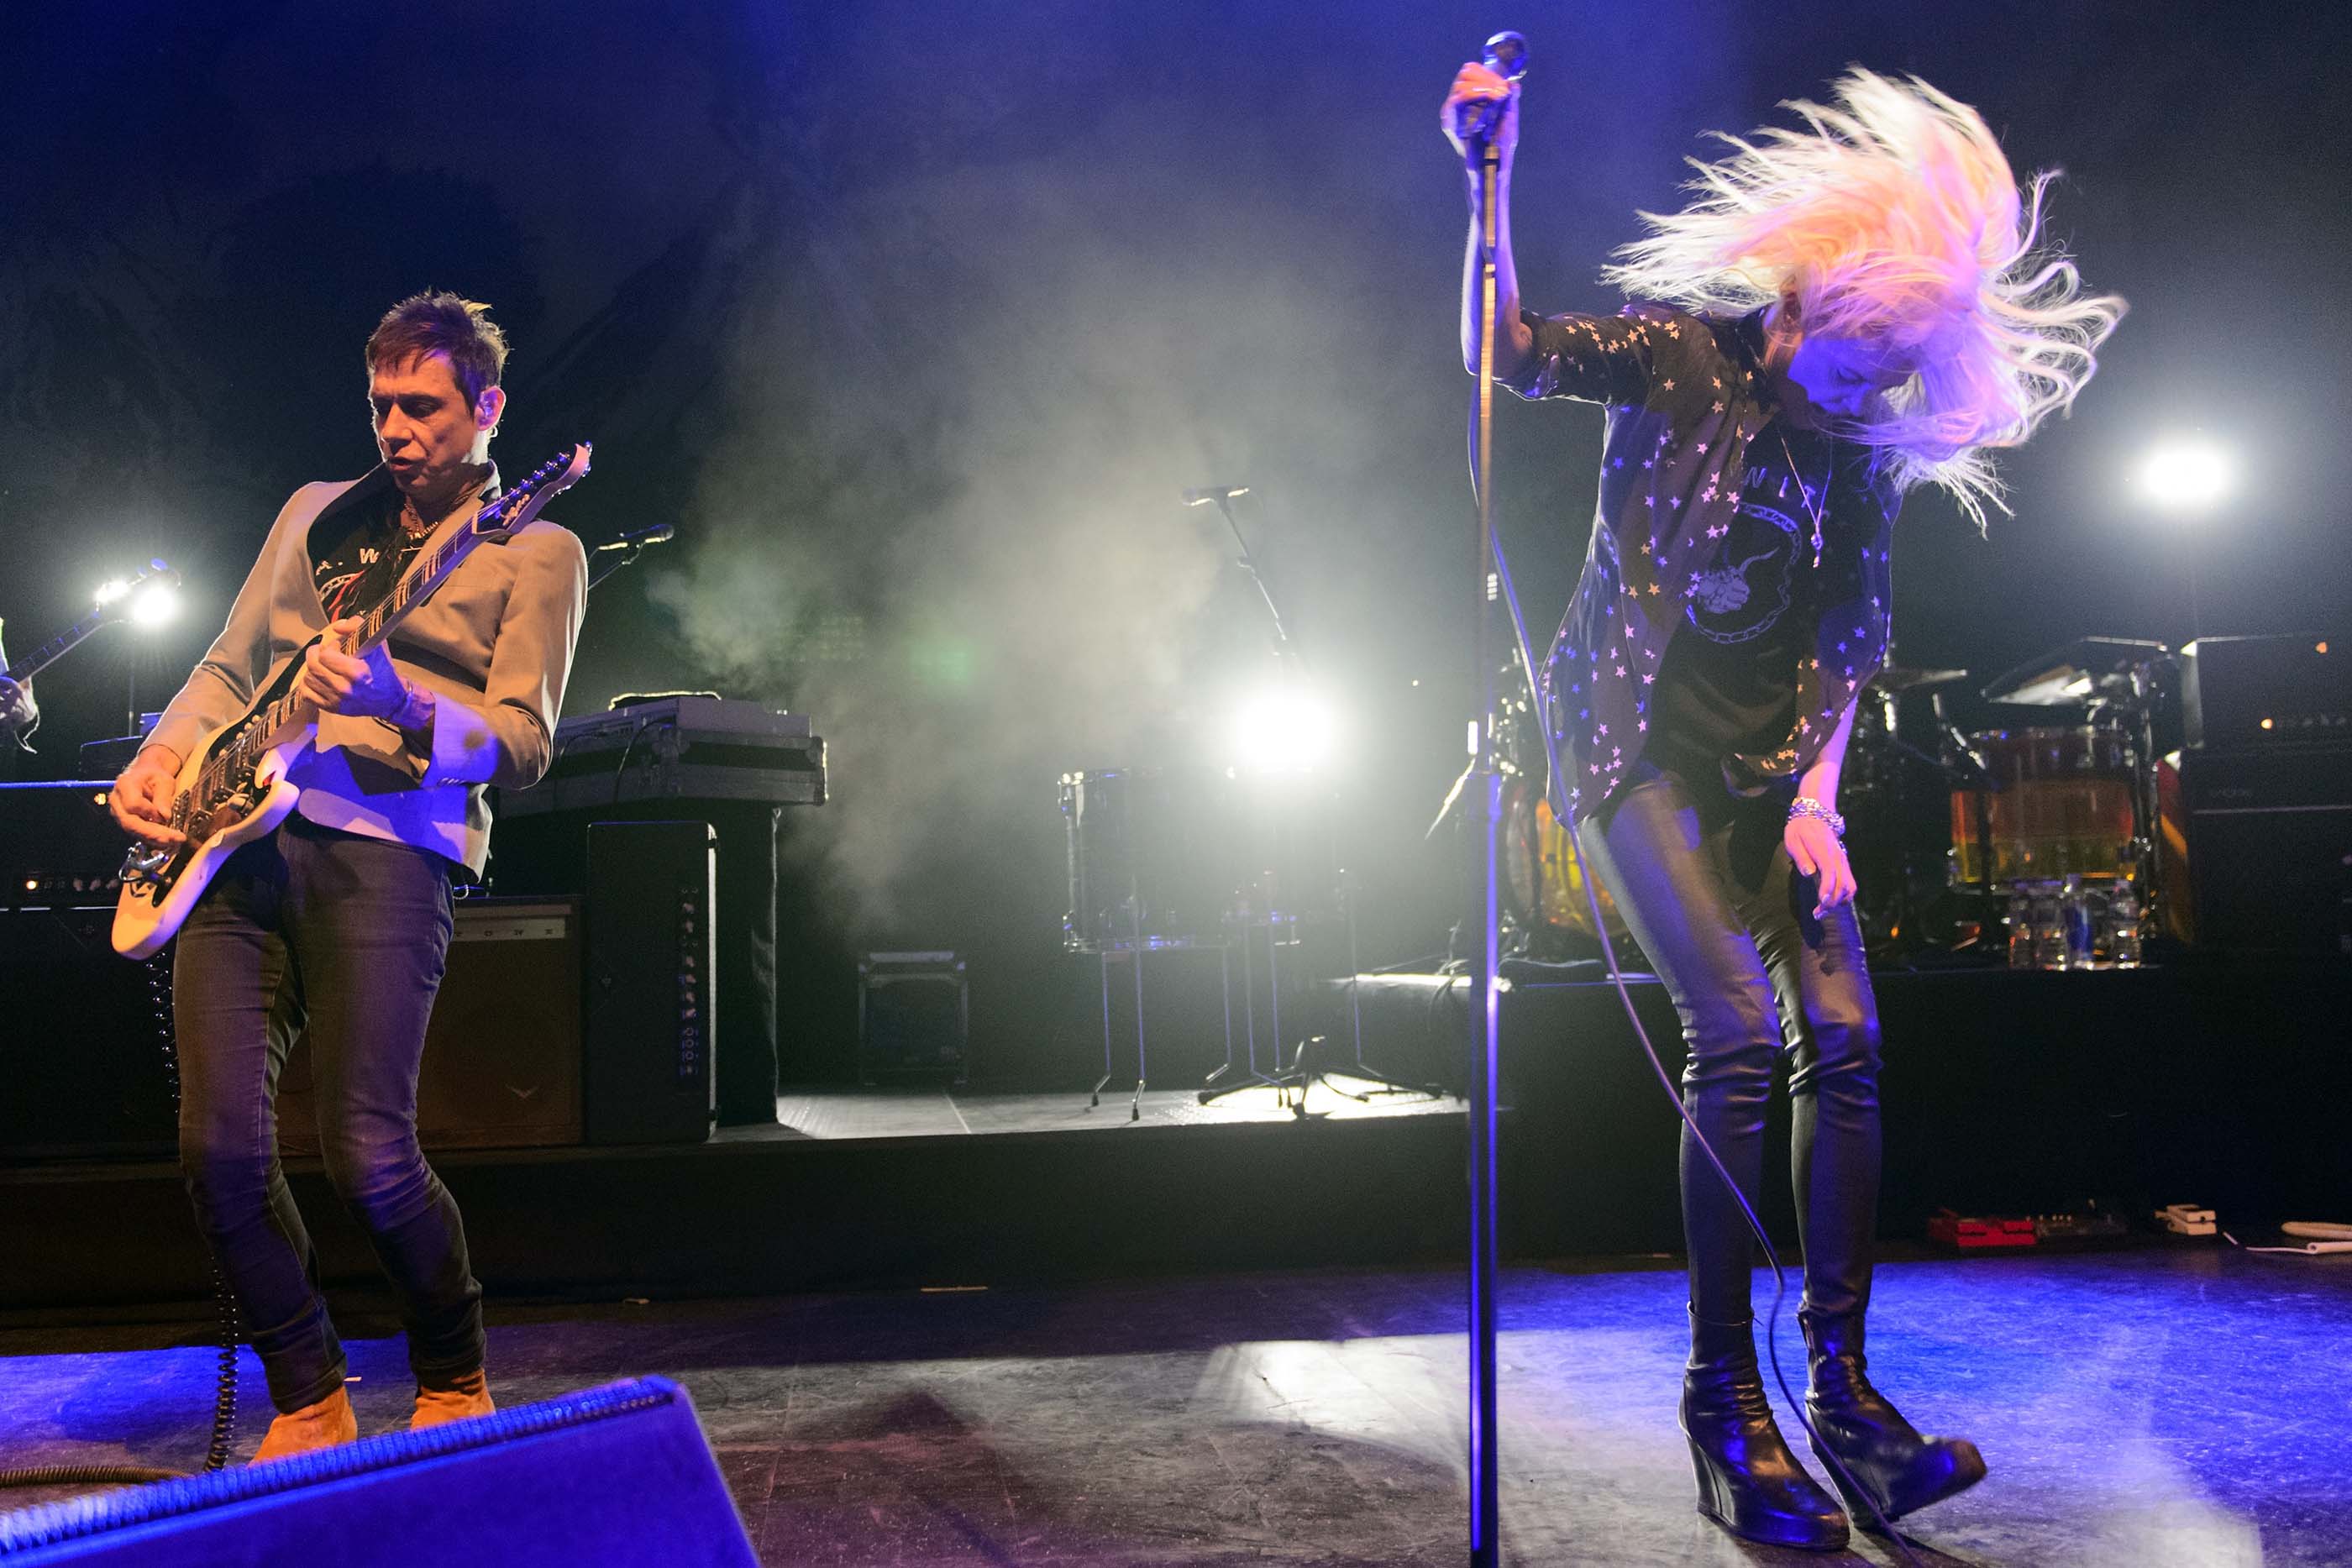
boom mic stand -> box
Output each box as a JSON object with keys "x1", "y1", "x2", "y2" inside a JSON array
[
  {"x1": 1457, "y1": 30, "x2": 1526, "y2": 1568},
  {"x1": 587, "y1": 523, "x2": 675, "y2": 591},
  {"x1": 1184, "y1": 490, "x2": 1439, "y2": 1111}
]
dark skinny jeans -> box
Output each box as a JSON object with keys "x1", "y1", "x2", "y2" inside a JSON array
[
  {"x1": 1580, "y1": 758, "x2": 1884, "y2": 1332},
  {"x1": 173, "y1": 813, "x2": 483, "y2": 1413}
]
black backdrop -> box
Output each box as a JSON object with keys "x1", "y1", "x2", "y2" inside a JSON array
[{"x1": 4, "y1": 1, "x2": 2346, "y2": 1078}]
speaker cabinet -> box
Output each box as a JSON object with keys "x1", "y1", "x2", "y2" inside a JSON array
[
  {"x1": 277, "y1": 899, "x2": 584, "y2": 1156},
  {"x1": 0, "y1": 1377, "x2": 756, "y2": 1565},
  {"x1": 0, "y1": 906, "x2": 178, "y2": 1159},
  {"x1": 584, "y1": 821, "x2": 717, "y2": 1145},
  {"x1": 2182, "y1": 745, "x2": 2352, "y2": 955}
]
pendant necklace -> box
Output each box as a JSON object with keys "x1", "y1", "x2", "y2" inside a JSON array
[{"x1": 1775, "y1": 428, "x2": 1832, "y2": 570}]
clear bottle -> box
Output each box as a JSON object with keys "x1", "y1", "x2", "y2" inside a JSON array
[
  {"x1": 2006, "y1": 890, "x2": 2038, "y2": 968},
  {"x1": 2107, "y1": 884, "x2": 2142, "y2": 969},
  {"x1": 2061, "y1": 876, "x2": 2096, "y2": 970},
  {"x1": 2034, "y1": 887, "x2": 2069, "y2": 971}
]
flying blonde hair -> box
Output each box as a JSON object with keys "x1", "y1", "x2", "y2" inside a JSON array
[{"x1": 1599, "y1": 69, "x2": 2124, "y2": 528}]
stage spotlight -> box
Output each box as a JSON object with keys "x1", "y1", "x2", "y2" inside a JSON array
[
  {"x1": 2139, "y1": 438, "x2": 2234, "y2": 513},
  {"x1": 129, "y1": 579, "x2": 181, "y2": 629},
  {"x1": 92, "y1": 576, "x2": 130, "y2": 606},
  {"x1": 1231, "y1": 687, "x2": 1336, "y2": 775}
]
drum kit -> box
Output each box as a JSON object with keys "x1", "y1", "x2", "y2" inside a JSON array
[{"x1": 1478, "y1": 636, "x2": 2181, "y2": 969}]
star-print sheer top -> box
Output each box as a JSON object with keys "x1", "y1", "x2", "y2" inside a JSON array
[{"x1": 1501, "y1": 303, "x2": 1898, "y2": 818}]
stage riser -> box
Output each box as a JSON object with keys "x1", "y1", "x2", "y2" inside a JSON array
[
  {"x1": 7, "y1": 962, "x2": 2344, "y2": 1311},
  {"x1": 0, "y1": 1117, "x2": 1473, "y2": 1310},
  {"x1": 1352, "y1": 963, "x2": 2352, "y2": 1259}
]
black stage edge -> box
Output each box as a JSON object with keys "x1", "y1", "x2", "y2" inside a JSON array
[
  {"x1": 2, "y1": 1110, "x2": 1470, "y2": 1312},
  {"x1": 7, "y1": 959, "x2": 2346, "y2": 1312},
  {"x1": 1355, "y1": 957, "x2": 2352, "y2": 1259}
]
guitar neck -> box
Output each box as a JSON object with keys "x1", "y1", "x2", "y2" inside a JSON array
[
  {"x1": 346, "y1": 500, "x2": 497, "y2": 658},
  {"x1": 5, "y1": 606, "x2": 113, "y2": 685}
]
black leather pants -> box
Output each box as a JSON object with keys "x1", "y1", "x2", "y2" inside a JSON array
[{"x1": 1580, "y1": 760, "x2": 1882, "y2": 1327}]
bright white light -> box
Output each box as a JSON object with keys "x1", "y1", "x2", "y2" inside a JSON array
[
  {"x1": 129, "y1": 581, "x2": 181, "y2": 629},
  {"x1": 2139, "y1": 438, "x2": 2234, "y2": 513},
  {"x1": 93, "y1": 578, "x2": 130, "y2": 606},
  {"x1": 1231, "y1": 688, "x2": 1337, "y2": 774}
]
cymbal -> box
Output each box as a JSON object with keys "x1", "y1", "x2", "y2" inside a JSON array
[
  {"x1": 1982, "y1": 636, "x2": 2171, "y2": 707},
  {"x1": 1867, "y1": 664, "x2": 1970, "y2": 695}
]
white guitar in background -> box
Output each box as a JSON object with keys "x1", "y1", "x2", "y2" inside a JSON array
[{"x1": 111, "y1": 443, "x2": 590, "y2": 959}]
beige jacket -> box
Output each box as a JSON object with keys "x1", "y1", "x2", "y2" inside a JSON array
[{"x1": 148, "y1": 464, "x2": 588, "y2": 873}]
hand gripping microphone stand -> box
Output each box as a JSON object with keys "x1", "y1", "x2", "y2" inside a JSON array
[{"x1": 1457, "y1": 29, "x2": 1525, "y2": 1568}]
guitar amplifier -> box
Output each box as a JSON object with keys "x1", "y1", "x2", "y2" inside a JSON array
[
  {"x1": 2182, "y1": 635, "x2": 2351, "y2": 749},
  {"x1": 583, "y1": 821, "x2": 717, "y2": 1144},
  {"x1": 0, "y1": 905, "x2": 178, "y2": 1158},
  {"x1": 0, "y1": 780, "x2": 133, "y2": 910},
  {"x1": 277, "y1": 899, "x2": 584, "y2": 1155},
  {"x1": 2181, "y1": 744, "x2": 2352, "y2": 955}
]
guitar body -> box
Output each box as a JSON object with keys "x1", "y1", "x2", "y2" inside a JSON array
[{"x1": 113, "y1": 657, "x2": 312, "y2": 960}]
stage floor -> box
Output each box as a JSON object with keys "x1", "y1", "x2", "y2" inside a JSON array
[{"x1": 3, "y1": 1243, "x2": 2344, "y2": 1565}]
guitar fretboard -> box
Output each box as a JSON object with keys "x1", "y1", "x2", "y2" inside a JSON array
[{"x1": 4, "y1": 606, "x2": 107, "y2": 684}]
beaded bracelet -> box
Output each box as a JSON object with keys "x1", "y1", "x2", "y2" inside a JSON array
[{"x1": 1788, "y1": 795, "x2": 1845, "y2": 841}]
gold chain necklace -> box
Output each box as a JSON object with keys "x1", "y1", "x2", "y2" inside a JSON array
[{"x1": 396, "y1": 475, "x2": 487, "y2": 538}]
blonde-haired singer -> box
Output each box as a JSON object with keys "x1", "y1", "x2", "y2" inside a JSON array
[{"x1": 1445, "y1": 64, "x2": 2122, "y2": 1550}]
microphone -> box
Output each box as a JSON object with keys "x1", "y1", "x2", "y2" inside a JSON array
[
  {"x1": 1454, "y1": 30, "x2": 1530, "y2": 144},
  {"x1": 593, "y1": 523, "x2": 676, "y2": 553},
  {"x1": 1181, "y1": 485, "x2": 1250, "y2": 507}
]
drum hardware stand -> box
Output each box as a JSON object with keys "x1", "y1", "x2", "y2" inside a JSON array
[
  {"x1": 1197, "y1": 908, "x2": 1294, "y2": 1107},
  {"x1": 1198, "y1": 873, "x2": 1445, "y2": 1110},
  {"x1": 1928, "y1": 692, "x2": 2004, "y2": 950},
  {"x1": 1087, "y1": 884, "x2": 1152, "y2": 1121},
  {"x1": 1279, "y1": 873, "x2": 1448, "y2": 1108}
]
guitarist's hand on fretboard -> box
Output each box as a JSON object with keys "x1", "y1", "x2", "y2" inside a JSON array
[
  {"x1": 0, "y1": 674, "x2": 32, "y2": 733},
  {"x1": 296, "y1": 615, "x2": 417, "y2": 722}
]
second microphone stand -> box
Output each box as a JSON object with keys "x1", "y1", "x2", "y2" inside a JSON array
[{"x1": 1190, "y1": 492, "x2": 1441, "y2": 1113}]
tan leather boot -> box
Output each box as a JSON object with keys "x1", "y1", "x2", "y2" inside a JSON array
[
  {"x1": 252, "y1": 1387, "x2": 359, "y2": 1463},
  {"x1": 411, "y1": 1368, "x2": 496, "y2": 1430}
]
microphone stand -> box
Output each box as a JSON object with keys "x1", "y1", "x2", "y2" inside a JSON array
[
  {"x1": 1193, "y1": 496, "x2": 1440, "y2": 1112},
  {"x1": 1464, "y1": 119, "x2": 1506, "y2": 1568},
  {"x1": 587, "y1": 532, "x2": 669, "y2": 592},
  {"x1": 1203, "y1": 491, "x2": 1297, "y2": 658},
  {"x1": 1194, "y1": 490, "x2": 1305, "y2": 1107}
]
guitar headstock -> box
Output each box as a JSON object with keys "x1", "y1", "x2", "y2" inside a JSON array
[
  {"x1": 91, "y1": 559, "x2": 181, "y2": 626},
  {"x1": 473, "y1": 443, "x2": 593, "y2": 543}
]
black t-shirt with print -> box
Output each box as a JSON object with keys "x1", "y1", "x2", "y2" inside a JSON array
[
  {"x1": 310, "y1": 491, "x2": 424, "y2": 625},
  {"x1": 1648, "y1": 422, "x2": 1837, "y2": 781}
]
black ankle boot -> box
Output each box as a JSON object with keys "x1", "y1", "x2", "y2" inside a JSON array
[
  {"x1": 1681, "y1": 1314, "x2": 1849, "y2": 1551},
  {"x1": 1801, "y1": 1308, "x2": 1987, "y2": 1527}
]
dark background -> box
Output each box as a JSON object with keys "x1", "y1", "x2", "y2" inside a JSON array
[{"x1": 3, "y1": 1, "x2": 2345, "y2": 1078}]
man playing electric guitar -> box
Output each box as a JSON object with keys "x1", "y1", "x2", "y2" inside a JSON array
[{"x1": 108, "y1": 293, "x2": 587, "y2": 1462}]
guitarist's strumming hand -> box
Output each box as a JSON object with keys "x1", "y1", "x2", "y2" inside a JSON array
[
  {"x1": 111, "y1": 745, "x2": 186, "y2": 847},
  {"x1": 298, "y1": 616, "x2": 434, "y2": 735}
]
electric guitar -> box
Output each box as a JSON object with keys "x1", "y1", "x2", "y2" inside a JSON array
[
  {"x1": 3, "y1": 559, "x2": 182, "y2": 700},
  {"x1": 112, "y1": 444, "x2": 591, "y2": 959}
]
